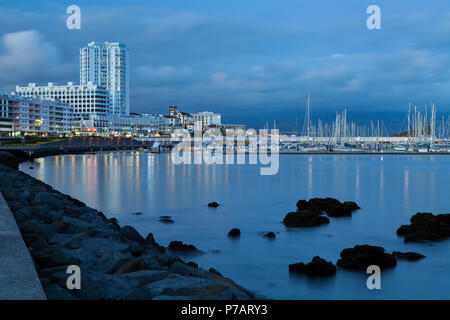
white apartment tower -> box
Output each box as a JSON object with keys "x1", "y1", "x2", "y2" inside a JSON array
[{"x1": 80, "y1": 41, "x2": 129, "y2": 116}]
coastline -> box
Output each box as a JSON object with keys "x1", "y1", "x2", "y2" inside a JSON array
[{"x1": 0, "y1": 149, "x2": 255, "y2": 300}]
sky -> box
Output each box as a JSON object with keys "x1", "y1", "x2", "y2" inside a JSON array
[{"x1": 1, "y1": 0, "x2": 450, "y2": 132}]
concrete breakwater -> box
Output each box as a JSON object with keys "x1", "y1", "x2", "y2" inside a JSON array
[{"x1": 0, "y1": 150, "x2": 254, "y2": 300}]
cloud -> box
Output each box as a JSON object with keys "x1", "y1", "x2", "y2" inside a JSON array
[{"x1": 0, "y1": 30, "x2": 73, "y2": 91}]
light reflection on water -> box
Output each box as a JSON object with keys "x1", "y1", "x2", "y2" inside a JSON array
[{"x1": 21, "y1": 152, "x2": 450, "y2": 299}]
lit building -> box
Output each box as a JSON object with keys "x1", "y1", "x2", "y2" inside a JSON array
[
  {"x1": 79, "y1": 113, "x2": 171, "y2": 136},
  {"x1": 80, "y1": 41, "x2": 129, "y2": 116},
  {"x1": 193, "y1": 111, "x2": 222, "y2": 127},
  {"x1": 168, "y1": 105, "x2": 194, "y2": 129},
  {"x1": 15, "y1": 82, "x2": 109, "y2": 124},
  {"x1": 0, "y1": 93, "x2": 71, "y2": 136}
]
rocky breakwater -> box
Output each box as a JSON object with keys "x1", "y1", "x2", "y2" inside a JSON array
[{"x1": 0, "y1": 151, "x2": 253, "y2": 300}]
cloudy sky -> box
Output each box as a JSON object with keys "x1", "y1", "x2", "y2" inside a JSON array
[{"x1": 1, "y1": 0, "x2": 450, "y2": 131}]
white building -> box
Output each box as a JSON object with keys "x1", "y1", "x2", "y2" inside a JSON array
[
  {"x1": 193, "y1": 111, "x2": 222, "y2": 127},
  {"x1": 80, "y1": 113, "x2": 171, "y2": 136},
  {"x1": 16, "y1": 82, "x2": 109, "y2": 124},
  {"x1": 0, "y1": 93, "x2": 71, "y2": 136},
  {"x1": 80, "y1": 42, "x2": 129, "y2": 116}
]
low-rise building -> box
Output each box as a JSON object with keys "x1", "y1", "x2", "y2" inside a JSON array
[
  {"x1": 16, "y1": 82, "x2": 110, "y2": 124},
  {"x1": 78, "y1": 113, "x2": 171, "y2": 136},
  {"x1": 0, "y1": 93, "x2": 71, "y2": 136},
  {"x1": 193, "y1": 111, "x2": 222, "y2": 127}
]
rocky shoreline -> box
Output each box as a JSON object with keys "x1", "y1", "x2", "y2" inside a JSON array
[{"x1": 0, "y1": 150, "x2": 254, "y2": 300}]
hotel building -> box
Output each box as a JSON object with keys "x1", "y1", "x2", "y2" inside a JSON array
[
  {"x1": 80, "y1": 42, "x2": 129, "y2": 116},
  {"x1": 0, "y1": 93, "x2": 71, "y2": 136}
]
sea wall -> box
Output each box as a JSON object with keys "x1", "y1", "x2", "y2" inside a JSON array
[
  {"x1": 0, "y1": 150, "x2": 253, "y2": 300},
  {"x1": 0, "y1": 192, "x2": 46, "y2": 299}
]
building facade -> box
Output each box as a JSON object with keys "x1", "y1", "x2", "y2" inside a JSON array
[
  {"x1": 193, "y1": 111, "x2": 222, "y2": 127},
  {"x1": 80, "y1": 42, "x2": 129, "y2": 116},
  {"x1": 79, "y1": 113, "x2": 171, "y2": 136},
  {"x1": 0, "y1": 93, "x2": 71, "y2": 136},
  {"x1": 16, "y1": 82, "x2": 109, "y2": 125}
]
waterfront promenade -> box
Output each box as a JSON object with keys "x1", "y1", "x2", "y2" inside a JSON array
[{"x1": 0, "y1": 192, "x2": 46, "y2": 299}]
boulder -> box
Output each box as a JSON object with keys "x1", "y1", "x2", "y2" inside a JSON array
[
  {"x1": 283, "y1": 211, "x2": 330, "y2": 227},
  {"x1": 159, "y1": 217, "x2": 174, "y2": 224},
  {"x1": 228, "y1": 228, "x2": 241, "y2": 237},
  {"x1": 392, "y1": 251, "x2": 425, "y2": 261},
  {"x1": 168, "y1": 241, "x2": 198, "y2": 253},
  {"x1": 209, "y1": 267, "x2": 223, "y2": 277},
  {"x1": 208, "y1": 202, "x2": 220, "y2": 208},
  {"x1": 397, "y1": 212, "x2": 450, "y2": 242},
  {"x1": 295, "y1": 197, "x2": 360, "y2": 217},
  {"x1": 289, "y1": 256, "x2": 336, "y2": 276},
  {"x1": 263, "y1": 231, "x2": 276, "y2": 239},
  {"x1": 112, "y1": 258, "x2": 151, "y2": 275},
  {"x1": 119, "y1": 226, "x2": 145, "y2": 244},
  {"x1": 337, "y1": 245, "x2": 397, "y2": 271}
]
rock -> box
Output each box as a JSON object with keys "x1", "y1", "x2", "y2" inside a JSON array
[
  {"x1": 392, "y1": 251, "x2": 425, "y2": 261},
  {"x1": 337, "y1": 245, "x2": 397, "y2": 271},
  {"x1": 397, "y1": 212, "x2": 450, "y2": 242},
  {"x1": 208, "y1": 202, "x2": 220, "y2": 208},
  {"x1": 228, "y1": 228, "x2": 241, "y2": 237},
  {"x1": 129, "y1": 244, "x2": 144, "y2": 257},
  {"x1": 120, "y1": 270, "x2": 167, "y2": 287},
  {"x1": 168, "y1": 241, "x2": 198, "y2": 253},
  {"x1": 289, "y1": 256, "x2": 336, "y2": 276},
  {"x1": 295, "y1": 197, "x2": 360, "y2": 217},
  {"x1": 144, "y1": 233, "x2": 166, "y2": 253},
  {"x1": 283, "y1": 211, "x2": 330, "y2": 227},
  {"x1": 187, "y1": 261, "x2": 198, "y2": 268},
  {"x1": 159, "y1": 217, "x2": 174, "y2": 224},
  {"x1": 263, "y1": 231, "x2": 276, "y2": 239},
  {"x1": 50, "y1": 250, "x2": 82, "y2": 266},
  {"x1": 119, "y1": 226, "x2": 145, "y2": 244},
  {"x1": 209, "y1": 268, "x2": 223, "y2": 277},
  {"x1": 111, "y1": 258, "x2": 151, "y2": 275}
]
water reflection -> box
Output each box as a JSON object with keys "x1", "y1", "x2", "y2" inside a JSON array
[{"x1": 20, "y1": 153, "x2": 450, "y2": 300}]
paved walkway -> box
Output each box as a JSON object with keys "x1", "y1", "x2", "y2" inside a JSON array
[{"x1": 0, "y1": 193, "x2": 46, "y2": 300}]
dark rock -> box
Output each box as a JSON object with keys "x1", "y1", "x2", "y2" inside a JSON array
[
  {"x1": 144, "y1": 233, "x2": 166, "y2": 253},
  {"x1": 392, "y1": 251, "x2": 425, "y2": 261},
  {"x1": 130, "y1": 244, "x2": 144, "y2": 257},
  {"x1": 159, "y1": 217, "x2": 174, "y2": 224},
  {"x1": 263, "y1": 231, "x2": 276, "y2": 239},
  {"x1": 112, "y1": 258, "x2": 151, "y2": 275},
  {"x1": 119, "y1": 226, "x2": 145, "y2": 244},
  {"x1": 283, "y1": 211, "x2": 330, "y2": 228},
  {"x1": 228, "y1": 228, "x2": 241, "y2": 237},
  {"x1": 168, "y1": 241, "x2": 198, "y2": 252},
  {"x1": 187, "y1": 261, "x2": 198, "y2": 268},
  {"x1": 289, "y1": 256, "x2": 336, "y2": 276},
  {"x1": 208, "y1": 202, "x2": 220, "y2": 208},
  {"x1": 295, "y1": 197, "x2": 360, "y2": 217},
  {"x1": 397, "y1": 212, "x2": 450, "y2": 242},
  {"x1": 209, "y1": 268, "x2": 223, "y2": 277},
  {"x1": 337, "y1": 245, "x2": 397, "y2": 271}
]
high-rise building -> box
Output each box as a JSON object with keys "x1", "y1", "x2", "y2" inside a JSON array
[{"x1": 80, "y1": 41, "x2": 129, "y2": 116}]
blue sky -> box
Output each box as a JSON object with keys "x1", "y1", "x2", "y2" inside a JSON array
[{"x1": 1, "y1": 0, "x2": 450, "y2": 132}]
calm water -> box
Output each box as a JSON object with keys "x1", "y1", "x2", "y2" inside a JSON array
[{"x1": 20, "y1": 152, "x2": 450, "y2": 299}]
